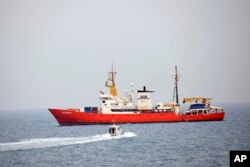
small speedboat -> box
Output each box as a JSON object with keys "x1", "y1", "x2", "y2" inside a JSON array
[{"x1": 109, "y1": 124, "x2": 124, "y2": 136}]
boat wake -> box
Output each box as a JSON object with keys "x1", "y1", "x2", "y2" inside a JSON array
[{"x1": 0, "y1": 132, "x2": 136, "y2": 152}]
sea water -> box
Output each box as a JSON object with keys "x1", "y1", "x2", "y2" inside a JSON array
[{"x1": 0, "y1": 103, "x2": 249, "y2": 167}]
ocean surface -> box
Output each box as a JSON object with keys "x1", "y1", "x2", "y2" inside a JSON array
[{"x1": 0, "y1": 103, "x2": 249, "y2": 167}]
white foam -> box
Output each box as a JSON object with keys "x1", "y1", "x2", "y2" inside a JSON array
[{"x1": 0, "y1": 132, "x2": 136, "y2": 152}]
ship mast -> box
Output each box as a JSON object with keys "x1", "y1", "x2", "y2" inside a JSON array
[
  {"x1": 106, "y1": 63, "x2": 118, "y2": 97},
  {"x1": 173, "y1": 65, "x2": 180, "y2": 104}
]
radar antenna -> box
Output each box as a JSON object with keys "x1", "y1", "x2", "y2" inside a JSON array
[{"x1": 172, "y1": 65, "x2": 181, "y2": 104}]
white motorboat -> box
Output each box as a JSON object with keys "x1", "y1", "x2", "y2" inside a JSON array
[{"x1": 109, "y1": 124, "x2": 124, "y2": 136}]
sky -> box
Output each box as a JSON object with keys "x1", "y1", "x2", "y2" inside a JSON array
[{"x1": 0, "y1": 0, "x2": 249, "y2": 110}]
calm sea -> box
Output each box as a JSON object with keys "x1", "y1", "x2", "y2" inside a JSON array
[{"x1": 0, "y1": 103, "x2": 249, "y2": 167}]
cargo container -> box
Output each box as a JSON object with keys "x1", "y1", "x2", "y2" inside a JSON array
[{"x1": 84, "y1": 107, "x2": 92, "y2": 112}]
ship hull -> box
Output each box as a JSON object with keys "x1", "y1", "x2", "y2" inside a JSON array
[{"x1": 48, "y1": 108, "x2": 225, "y2": 125}]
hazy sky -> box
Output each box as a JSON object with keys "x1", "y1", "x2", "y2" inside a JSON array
[{"x1": 0, "y1": 0, "x2": 249, "y2": 110}]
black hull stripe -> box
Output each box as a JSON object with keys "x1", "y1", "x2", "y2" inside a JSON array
[{"x1": 58, "y1": 119, "x2": 223, "y2": 126}]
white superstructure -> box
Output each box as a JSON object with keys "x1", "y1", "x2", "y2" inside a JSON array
[
  {"x1": 99, "y1": 93, "x2": 135, "y2": 114},
  {"x1": 99, "y1": 86, "x2": 154, "y2": 114},
  {"x1": 137, "y1": 86, "x2": 153, "y2": 110}
]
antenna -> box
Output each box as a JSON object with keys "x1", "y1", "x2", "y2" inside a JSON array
[
  {"x1": 130, "y1": 83, "x2": 135, "y2": 106},
  {"x1": 172, "y1": 65, "x2": 181, "y2": 104}
]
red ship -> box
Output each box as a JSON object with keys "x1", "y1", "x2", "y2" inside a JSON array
[{"x1": 49, "y1": 65, "x2": 225, "y2": 125}]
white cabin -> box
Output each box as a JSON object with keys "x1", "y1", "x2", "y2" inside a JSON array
[{"x1": 136, "y1": 86, "x2": 154, "y2": 110}]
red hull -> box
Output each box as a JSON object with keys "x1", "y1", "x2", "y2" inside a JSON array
[
  {"x1": 182, "y1": 112, "x2": 225, "y2": 122},
  {"x1": 48, "y1": 108, "x2": 225, "y2": 125}
]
